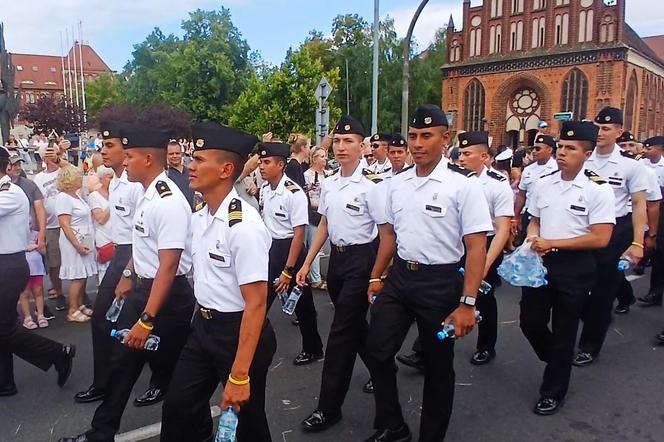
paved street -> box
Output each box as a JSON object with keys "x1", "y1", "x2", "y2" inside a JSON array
[{"x1": 2, "y1": 274, "x2": 664, "y2": 442}]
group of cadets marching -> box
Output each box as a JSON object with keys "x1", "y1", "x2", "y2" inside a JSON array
[{"x1": 1, "y1": 101, "x2": 663, "y2": 442}]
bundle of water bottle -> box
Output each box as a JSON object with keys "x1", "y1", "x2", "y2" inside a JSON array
[
  {"x1": 105, "y1": 297, "x2": 161, "y2": 351},
  {"x1": 497, "y1": 241, "x2": 549, "y2": 288}
]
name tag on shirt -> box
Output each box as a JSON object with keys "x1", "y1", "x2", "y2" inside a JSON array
[
  {"x1": 115, "y1": 205, "x2": 131, "y2": 216},
  {"x1": 209, "y1": 252, "x2": 226, "y2": 262},
  {"x1": 608, "y1": 176, "x2": 624, "y2": 186},
  {"x1": 275, "y1": 212, "x2": 287, "y2": 218},
  {"x1": 425, "y1": 204, "x2": 444, "y2": 214},
  {"x1": 209, "y1": 251, "x2": 231, "y2": 268},
  {"x1": 346, "y1": 203, "x2": 360, "y2": 212},
  {"x1": 568, "y1": 204, "x2": 588, "y2": 215},
  {"x1": 134, "y1": 223, "x2": 148, "y2": 236}
]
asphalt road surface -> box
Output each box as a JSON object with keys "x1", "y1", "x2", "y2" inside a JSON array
[{"x1": 2, "y1": 273, "x2": 663, "y2": 442}]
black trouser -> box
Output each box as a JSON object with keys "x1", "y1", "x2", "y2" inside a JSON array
[
  {"x1": 520, "y1": 251, "x2": 596, "y2": 401},
  {"x1": 616, "y1": 274, "x2": 635, "y2": 307},
  {"x1": 85, "y1": 276, "x2": 195, "y2": 442},
  {"x1": 515, "y1": 211, "x2": 532, "y2": 247},
  {"x1": 475, "y1": 236, "x2": 503, "y2": 352},
  {"x1": 268, "y1": 238, "x2": 323, "y2": 355},
  {"x1": 0, "y1": 252, "x2": 65, "y2": 390},
  {"x1": 647, "y1": 204, "x2": 664, "y2": 297},
  {"x1": 317, "y1": 241, "x2": 376, "y2": 415},
  {"x1": 161, "y1": 309, "x2": 277, "y2": 442},
  {"x1": 579, "y1": 215, "x2": 632, "y2": 356},
  {"x1": 367, "y1": 257, "x2": 461, "y2": 442}
]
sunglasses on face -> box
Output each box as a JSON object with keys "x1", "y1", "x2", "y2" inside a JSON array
[{"x1": 371, "y1": 144, "x2": 380, "y2": 149}]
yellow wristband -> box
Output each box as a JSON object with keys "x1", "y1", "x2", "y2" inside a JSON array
[
  {"x1": 369, "y1": 278, "x2": 383, "y2": 284},
  {"x1": 631, "y1": 242, "x2": 644, "y2": 249},
  {"x1": 228, "y1": 374, "x2": 250, "y2": 386},
  {"x1": 137, "y1": 319, "x2": 154, "y2": 331},
  {"x1": 281, "y1": 270, "x2": 293, "y2": 279}
]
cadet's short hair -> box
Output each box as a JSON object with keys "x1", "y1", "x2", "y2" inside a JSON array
[{"x1": 215, "y1": 150, "x2": 246, "y2": 182}]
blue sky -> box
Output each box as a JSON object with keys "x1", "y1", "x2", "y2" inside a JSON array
[{"x1": 2, "y1": 0, "x2": 659, "y2": 71}]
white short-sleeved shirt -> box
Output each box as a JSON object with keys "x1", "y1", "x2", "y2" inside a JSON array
[
  {"x1": 386, "y1": 159, "x2": 493, "y2": 264},
  {"x1": 641, "y1": 157, "x2": 664, "y2": 190},
  {"x1": 55, "y1": 192, "x2": 93, "y2": 233},
  {"x1": 192, "y1": 189, "x2": 271, "y2": 312},
  {"x1": 33, "y1": 169, "x2": 61, "y2": 229},
  {"x1": 318, "y1": 163, "x2": 387, "y2": 246},
  {"x1": 0, "y1": 175, "x2": 30, "y2": 254},
  {"x1": 259, "y1": 174, "x2": 308, "y2": 240},
  {"x1": 529, "y1": 170, "x2": 616, "y2": 240},
  {"x1": 88, "y1": 191, "x2": 113, "y2": 247},
  {"x1": 518, "y1": 157, "x2": 558, "y2": 203},
  {"x1": 132, "y1": 172, "x2": 192, "y2": 278},
  {"x1": 109, "y1": 169, "x2": 144, "y2": 245},
  {"x1": 369, "y1": 158, "x2": 392, "y2": 175},
  {"x1": 478, "y1": 167, "x2": 515, "y2": 235},
  {"x1": 585, "y1": 145, "x2": 649, "y2": 218}
]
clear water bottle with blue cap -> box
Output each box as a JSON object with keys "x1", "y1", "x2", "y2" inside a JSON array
[
  {"x1": 458, "y1": 267, "x2": 492, "y2": 295},
  {"x1": 282, "y1": 285, "x2": 303, "y2": 315},
  {"x1": 617, "y1": 256, "x2": 632, "y2": 271},
  {"x1": 215, "y1": 407, "x2": 238, "y2": 442},
  {"x1": 105, "y1": 297, "x2": 125, "y2": 323},
  {"x1": 273, "y1": 278, "x2": 289, "y2": 306},
  {"x1": 110, "y1": 329, "x2": 161, "y2": 351},
  {"x1": 436, "y1": 311, "x2": 482, "y2": 341}
]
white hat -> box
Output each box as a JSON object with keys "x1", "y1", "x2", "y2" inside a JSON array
[{"x1": 495, "y1": 148, "x2": 513, "y2": 161}]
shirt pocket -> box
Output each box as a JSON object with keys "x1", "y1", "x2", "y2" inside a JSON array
[
  {"x1": 423, "y1": 203, "x2": 446, "y2": 218},
  {"x1": 114, "y1": 204, "x2": 131, "y2": 217},
  {"x1": 344, "y1": 201, "x2": 365, "y2": 216},
  {"x1": 134, "y1": 221, "x2": 149, "y2": 237},
  {"x1": 208, "y1": 250, "x2": 231, "y2": 268},
  {"x1": 566, "y1": 204, "x2": 589, "y2": 216}
]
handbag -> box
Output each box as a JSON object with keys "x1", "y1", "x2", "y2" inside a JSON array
[{"x1": 97, "y1": 242, "x2": 115, "y2": 264}]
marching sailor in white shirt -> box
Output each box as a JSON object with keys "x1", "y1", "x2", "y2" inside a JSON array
[
  {"x1": 161, "y1": 122, "x2": 276, "y2": 442},
  {"x1": 385, "y1": 134, "x2": 408, "y2": 177},
  {"x1": 367, "y1": 132, "x2": 392, "y2": 175}
]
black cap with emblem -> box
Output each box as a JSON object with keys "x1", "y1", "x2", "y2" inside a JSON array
[
  {"x1": 458, "y1": 131, "x2": 489, "y2": 148},
  {"x1": 410, "y1": 104, "x2": 449, "y2": 129},
  {"x1": 644, "y1": 136, "x2": 664, "y2": 149},
  {"x1": 121, "y1": 124, "x2": 174, "y2": 149},
  {"x1": 616, "y1": 131, "x2": 635, "y2": 144},
  {"x1": 389, "y1": 134, "x2": 407, "y2": 148},
  {"x1": 560, "y1": 121, "x2": 599, "y2": 143},
  {"x1": 371, "y1": 132, "x2": 392, "y2": 143},
  {"x1": 534, "y1": 134, "x2": 557, "y2": 149},
  {"x1": 333, "y1": 116, "x2": 365, "y2": 137},
  {"x1": 191, "y1": 122, "x2": 258, "y2": 158},
  {"x1": 100, "y1": 122, "x2": 125, "y2": 140},
  {"x1": 594, "y1": 107, "x2": 623, "y2": 126},
  {"x1": 257, "y1": 142, "x2": 291, "y2": 159}
]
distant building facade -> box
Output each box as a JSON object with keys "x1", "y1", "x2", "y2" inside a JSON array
[{"x1": 442, "y1": 0, "x2": 664, "y2": 147}]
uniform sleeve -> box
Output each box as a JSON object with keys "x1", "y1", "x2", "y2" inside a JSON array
[
  {"x1": 527, "y1": 180, "x2": 542, "y2": 218},
  {"x1": 229, "y1": 220, "x2": 271, "y2": 285},
  {"x1": 494, "y1": 181, "x2": 515, "y2": 218},
  {"x1": 589, "y1": 184, "x2": 616, "y2": 226},
  {"x1": 0, "y1": 190, "x2": 21, "y2": 216},
  {"x1": 55, "y1": 193, "x2": 73, "y2": 216},
  {"x1": 626, "y1": 161, "x2": 649, "y2": 195},
  {"x1": 644, "y1": 168, "x2": 662, "y2": 201},
  {"x1": 367, "y1": 181, "x2": 388, "y2": 225},
  {"x1": 153, "y1": 198, "x2": 190, "y2": 250},
  {"x1": 518, "y1": 170, "x2": 529, "y2": 192},
  {"x1": 317, "y1": 179, "x2": 328, "y2": 217},
  {"x1": 288, "y1": 188, "x2": 309, "y2": 228},
  {"x1": 459, "y1": 178, "x2": 493, "y2": 236}
]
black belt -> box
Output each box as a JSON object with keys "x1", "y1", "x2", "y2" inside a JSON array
[
  {"x1": 135, "y1": 274, "x2": 187, "y2": 288},
  {"x1": 331, "y1": 242, "x2": 373, "y2": 253},
  {"x1": 0, "y1": 251, "x2": 25, "y2": 260},
  {"x1": 198, "y1": 306, "x2": 243, "y2": 321},
  {"x1": 395, "y1": 256, "x2": 459, "y2": 273}
]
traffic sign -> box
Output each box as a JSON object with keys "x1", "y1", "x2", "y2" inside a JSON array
[
  {"x1": 553, "y1": 112, "x2": 574, "y2": 121},
  {"x1": 315, "y1": 77, "x2": 333, "y2": 102}
]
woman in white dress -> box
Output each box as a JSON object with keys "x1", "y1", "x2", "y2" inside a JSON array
[
  {"x1": 55, "y1": 165, "x2": 97, "y2": 323},
  {"x1": 88, "y1": 166, "x2": 113, "y2": 283}
]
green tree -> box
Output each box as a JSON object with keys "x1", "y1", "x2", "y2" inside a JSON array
[
  {"x1": 84, "y1": 73, "x2": 124, "y2": 120},
  {"x1": 409, "y1": 29, "x2": 447, "y2": 116}
]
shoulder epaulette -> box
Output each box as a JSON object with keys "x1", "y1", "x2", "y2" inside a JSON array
[
  {"x1": 584, "y1": 169, "x2": 607, "y2": 184},
  {"x1": 540, "y1": 169, "x2": 560, "y2": 179},
  {"x1": 634, "y1": 153, "x2": 645, "y2": 161},
  {"x1": 447, "y1": 162, "x2": 476, "y2": 177},
  {"x1": 228, "y1": 198, "x2": 243, "y2": 227},
  {"x1": 194, "y1": 200, "x2": 207, "y2": 212},
  {"x1": 0, "y1": 182, "x2": 10, "y2": 192},
  {"x1": 284, "y1": 180, "x2": 301, "y2": 193},
  {"x1": 486, "y1": 170, "x2": 507, "y2": 182},
  {"x1": 382, "y1": 167, "x2": 392, "y2": 173},
  {"x1": 395, "y1": 164, "x2": 414, "y2": 175},
  {"x1": 362, "y1": 168, "x2": 383, "y2": 183},
  {"x1": 330, "y1": 168, "x2": 340, "y2": 176},
  {"x1": 156, "y1": 181, "x2": 172, "y2": 198},
  {"x1": 620, "y1": 150, "x2": 636, "y2": 160}
]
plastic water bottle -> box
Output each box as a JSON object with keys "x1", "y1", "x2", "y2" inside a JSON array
[
  {"x1": 273, "y1": 278, "x2": 289, "y2": 306},
  {"x1": 282, "y1": 286, "x2": 303, "y2": 315},
  {"x1": 105, "y1": 298, "x2": 125, "y2": 323},
  {"x1": 215, "y1": 407, "x2": 238, "y2": 442},
  {"x1": 436, "y1": 311, "x2": 482, "y2": 341},
  {"x1": 458, "y1": 267, "x2": 493, "y2": 295},
  {"x1": 617, "y1": 256, "x2": 632, "y2": 271},
  {"x1": 110, "y1": 329, "x2": 161, "y2": 351}
]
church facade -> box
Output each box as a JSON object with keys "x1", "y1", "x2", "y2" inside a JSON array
[{"x1": 442, "y1": 0, "x2": 664, "y2": 147}]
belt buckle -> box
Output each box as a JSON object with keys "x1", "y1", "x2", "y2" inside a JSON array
[
  {"x1": 336, "y1": 245, "x2": 346, "y2": 253},
  {"x1": 200, "y1": 308, "x2": 213, "y2": 320},
  {"x1": 406, "y1": 261, "x2": 419, "y2": 271}
]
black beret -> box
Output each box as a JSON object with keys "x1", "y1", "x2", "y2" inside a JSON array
[
  {"x1": 458, "y1": 131, "x2": 489, "y2": 148},
  {"x1": 100, "y1": 122, "x2": 125, "y2": 140},
  {"x1": 191, "y1": 122, "x2": 257, "y2": 158},
  {"x1": 258, "y1": 142, "x2": 291, "y2": 159},
  {"x1": 644, "y1": 136, "x2": 664, "y2": 148},
  {"x1": 121, "y1": 124, "x2": 174, "y2": 149},
  {"x1": 0, "y1": 146, "x2": 9, "y2": 160},
  {"x1": 560, "y1": 121, "x2": 599, "y2": 143},
  {"x1": 595, "y1": 107, "x2": 623, "y2": 125},
  {"x1": 410, "y1": 104, "x2": 449, "y2": 129},
  {"x1": 371, "y1": 132, "x2": 392, "y2": 143},
  {"x1": 333, "y1": 115, "x2": 365, "y2": 137},
  {"x1": 616, "y1": 131, "x2": 635, "y2": 144},
  {"x1": 389, "y1": 134, "x2": 407, "y2": 148},
  {"x1": 534, "y1": 134, "x2": 557, "y2": 149}
]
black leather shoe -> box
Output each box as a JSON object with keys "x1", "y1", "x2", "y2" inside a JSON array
[
  {"x1": 638, "y1": 292, "x2": 663, "y2": 306},
  {"x1": 55, "y1": 345, "x2": 76, "y2": 387},
  {"x1": 133, "y1": 388, "x2": 165, "y2": 407},
  {"x1": 293, "y1": 351, "x2": 324, "y2": 366},
  {"x1": 614, "y1": 304, "x2": 630, "y2": 314},
  {"x1": 654, "y1": 330, "x2": 664, "y2": 344},
  {"x1": 533, "y1": 398, "x2": 563, "y2": 416},
  {"x1": 362, "y1": 379, "x2": 374, "y2": 394},
  {"x1": 58, "y1": 433, "x2": 89, "y2": 442},
  {"x1": 396, "y1": 352, "x2": 424, "y2": 371},
  {"x1": 364, "y1": 423, "x2": 412, "y2": 442},
  {"x1": 572, "y1": 351, "x2": 596, "y2": 367},
  {"x1": 292, "y1": 318, "x2": 299, "y2": 326},
  {"x1": 74, "y1": 386, "x2": 106, "y2": 403},
  {"x1": 470, "y1": 349, "x2": 496, "y2": 365},
  {"x1": 301, "y1": 410, "x2": 341, "y2": 432},
  {"x1": 0, "y1": 384, "x2": 18, "y2": 396}
]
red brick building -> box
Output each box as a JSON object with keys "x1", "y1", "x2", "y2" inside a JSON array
[{"x1": 442, "y1": 0, "x2": 664, "y2": 147}]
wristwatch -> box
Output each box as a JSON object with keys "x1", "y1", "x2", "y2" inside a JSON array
[
  {"x1": 122, "y1": 268, "x2": 133, "y2": 278},
  {"x1": 284, "y1": 266, "x2": 296, "y2": 275},
  {"x1": 459, "y1": 296, "x2": 477, "y2": 307},
  {"x1": 140, "y1": 312, "x2": 155, "y2": 325}
]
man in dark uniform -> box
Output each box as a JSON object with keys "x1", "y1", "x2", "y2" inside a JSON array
[
  {"x1": 59, "y1": 125, "x2": 196, "y2": 442},
  {"x1": 161, "y1": 122, "x2": 277, "y2": 441}
]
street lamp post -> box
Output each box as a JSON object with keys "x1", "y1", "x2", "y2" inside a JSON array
[
  {"x1": 371, "y1": 0, "x2": 380, "y2": 134},
  {"x1": 401, "y1": 0, "x2": 430, "y2": 135}
]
